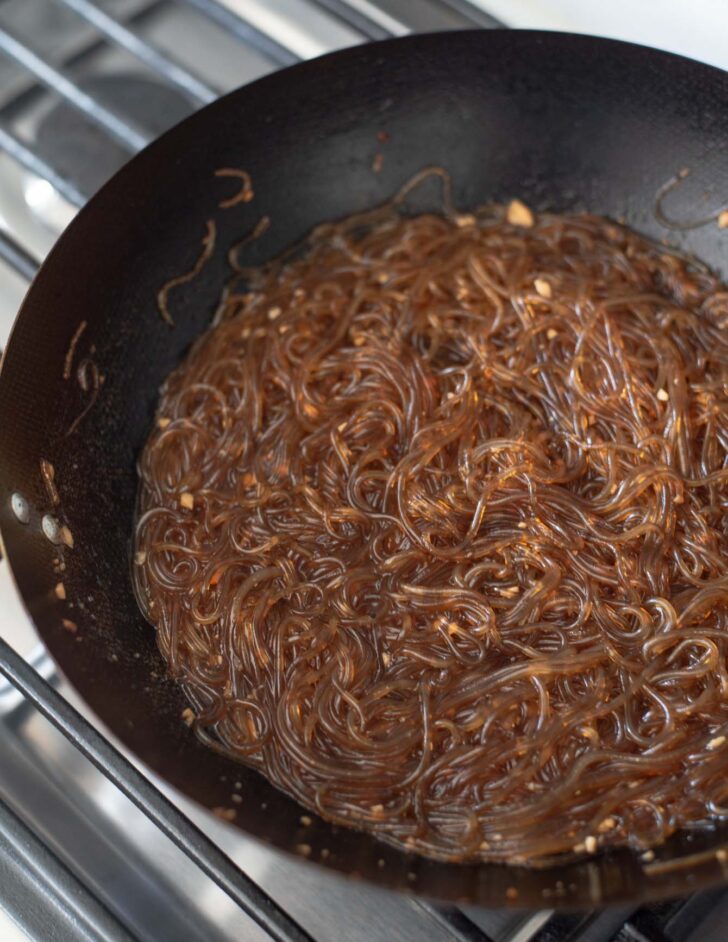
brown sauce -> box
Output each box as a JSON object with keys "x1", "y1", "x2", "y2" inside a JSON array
[{"x1": 133, "y1": 195, "x2": 728, "y2": 864}]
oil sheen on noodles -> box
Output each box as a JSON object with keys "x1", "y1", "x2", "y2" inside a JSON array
[{"x1": 133, "y1": 177, "x2": 728, "y2": 865}]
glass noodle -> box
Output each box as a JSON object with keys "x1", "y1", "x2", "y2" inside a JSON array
[{"x1": 133, "y1": 172, "x2": 728, "y2": 864}]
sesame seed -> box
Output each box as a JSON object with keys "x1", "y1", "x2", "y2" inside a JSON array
[
  {"x1": 534, "y1": 278, "x2": 552, "y2": 299},
  {"x1": 641, "y1": 849, "x2": 655, "y2": 862},
  {"x1": 506, "y1": 199, "x2": 534, "y2": 228},
  {"x1": 707, "y1": 735, "x2": 725, "y2": 750},
  {"x1": 657, "y1": 388, "x2": 669, "y2": 401},
  {"x1": 585, "y1": 835, "x2": 597, "y2": 854},
  {"x1": 267, "y1": 306, "x2": 282, "y2": 320}
]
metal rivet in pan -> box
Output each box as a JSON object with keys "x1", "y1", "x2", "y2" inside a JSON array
[
  {"x1": 10, "y1": 492, "x2": 30, "y2": 523},
  {"x1": 41, "y1": 513, "x2": 61, "y2": 543}
]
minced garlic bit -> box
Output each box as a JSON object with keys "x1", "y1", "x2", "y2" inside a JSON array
[
  {"x1": 657, "y1": 388, "x2": 669, "y2": 402},
  {"x1": 517, "y1": 521, "x2": 527, "y2": 529},
  {"x1": 212, "y1": 807, "x2": 236, "y2": 821},
  {"x1": 181, "y1": 707, "x2": 195, "y2": 726},
  {"x1": 534, "y1": 278, "x2": 552, "y2": 299},
  {"x1": 641, "y1": 849, "x2": 655, "y2": 862},
  {"x1": 598, "y1": 816, "x2": 616, "y2": 833},
  {"x1": 505, "y1": 886, "x2": 519, "y2": 900},
  {"x1": 134, "y1": 550, "x2": 147, "y2": 566},
  {"x1": 546, "y1": 328, "x2": 558, "y2": 340},
  {"x1": 54, "y1": 581, "x2": 66, "y2": 600},
  {"x1": 59, "y1": 525, "x2": 74, "y2": 549},
  {"x1": 585, "y1": 835, "x2": 597, "y2": 854},
  {"x1": 300, "y1": 815, "x2": 312, "y2": 826},
  {"x1": 718, "y1": 210, "x2": 728, "y2": 229},
  {"x1": 455, "y1": 213, "x2": 476, "y2": 228},
  {"x1": 62, "y1": 618, "x2": 77, "y2": 634},
  {"x1": 157, "y1": 416, "x2": 171, "y2": 428},
  {"x1": 506, "y1": 199, "x2": 534, "y2": 228},
  {"x1": 717, "y1": 848, "x2": 728, "y2": 862},
  {"x1": 267, "y1": 306, "x2": 282, "y2": 320},
  {"x1": 382, "y1": 652, "x2": 392, "y2": 667},
  {"x1": 180, "y1": 492, "x2": 195, "y2": 510},
  {"x1": 707, "y1": 735, "x2": 726, "y2": 750},
  {"x1": 371, "y1": 804, "x2": 385, "y2": 814}
]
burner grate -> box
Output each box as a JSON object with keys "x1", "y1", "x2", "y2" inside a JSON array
[{"x1": 0, "y1": 3, "x2": 727, "y2": 941}]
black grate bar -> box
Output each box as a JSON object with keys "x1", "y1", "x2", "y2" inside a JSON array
[
  {"x1": 182, "y1": 0, "x2": 301, "y2": 67},
  {"x1": 307, "y1": 0, "x2": 403, "y2": 39},
  {"x1": 0, "y1": 122, "x2": 85, "y2": 208},
  {"x1": 0, "y1": 795, "x2": 136, "y2": 942},
  {"x1": 436, "y1": 0, "x2": 506, "y2": 28},
  {"x1": 0, "y1": 25, "x2": 151, "y2": 152},
  {"x1": 0, "y1": 228, "x2": 41, "y2": 282},
  {"x1": 415, "y1": 901, "x2": 495, "y2": 942},
  {"x1": 53, "y1": 0, "x2": 219, "y2": 106},
  {"x1": 0, "y1": 636, "x2": 313, "y2": 942}
]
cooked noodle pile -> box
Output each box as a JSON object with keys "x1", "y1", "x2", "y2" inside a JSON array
[{"x1": 133, "y1": 185, "x2": 728, "y2": 864}]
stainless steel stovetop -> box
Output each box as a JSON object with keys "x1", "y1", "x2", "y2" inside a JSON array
[{"x1": 3, "y1": 2, "x2": 728, "y2": 941}]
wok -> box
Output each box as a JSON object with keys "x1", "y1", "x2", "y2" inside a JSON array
[{"x1": 1, "y1": 30, "x2": 728, "y2": 910}]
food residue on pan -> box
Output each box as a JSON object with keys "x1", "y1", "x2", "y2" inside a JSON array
[
  {"x1": 214, "y1": 168, "x2": 254, "y2": 208},
  {"x1": 40, "y1": 458, "x2": 60, "y2": 506},
  {"x1": 227, "y1": 215, "x2": 271, "y2": 273},
  {"x1": 212, "y1": 807, "x2": 236, "y2": 821},
  {"x1": 63, "y1": 320, "x2": 87, "y2": 380},
  {"x1": 67, "y1": 358, "x2": 103, "y2": 437},
  {"x1": 157, "y1": 219, "x2": 216, "y2": 327}
]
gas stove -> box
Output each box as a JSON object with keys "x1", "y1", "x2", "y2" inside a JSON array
[{"x1": 2, "y1": 2, "x2": 728, "y2": 941}]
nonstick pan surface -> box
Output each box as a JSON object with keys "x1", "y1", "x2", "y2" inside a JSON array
[{"x1": 2, "y1": 31, "x2": 728, "y2": 908}]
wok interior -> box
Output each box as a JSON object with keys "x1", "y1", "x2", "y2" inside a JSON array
[{"x1": 1, "y1": 31, "x2": 728, "y2": 907}]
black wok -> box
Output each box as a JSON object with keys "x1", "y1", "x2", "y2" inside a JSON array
[{"x1": 1, "y1": 30, "x2": 728, "y2": 909}]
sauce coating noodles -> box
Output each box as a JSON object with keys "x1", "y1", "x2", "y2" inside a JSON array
[{"x1": 133, "y1": 195, "x2": 728, "y2": 864}]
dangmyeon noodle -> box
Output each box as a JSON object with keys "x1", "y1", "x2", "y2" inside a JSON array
[{"x1": 133, "y1": 175, "x2": 728, "y2": 864}]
